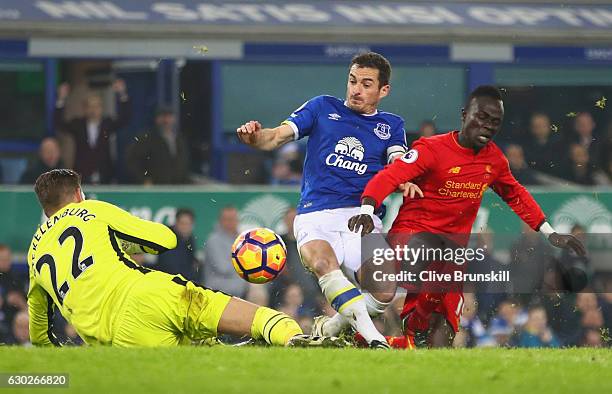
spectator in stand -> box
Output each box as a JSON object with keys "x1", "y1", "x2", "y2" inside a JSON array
[
  {"x1": 510, "y1": 223, "x2": 554, "y2": 299},
  {"x1": 505, "y1": 144, "x2": 540, "y2": 185},
  {"x1": 7, "y1": 310, "x2": 30, "y2": 346},
  {"x1": 566, "y1": 144, "x2": 595, "y2": 185},
  {"x1": 202, "y1": 206, "x2": 248, "y2": 298},
  {"x1": 270, "y1": 159, "x2": 302, "y2": 185},
  {"x1": 488, "y1": 299, "x2": 527, "y2": 347},
  {"x1": 576, "y1": 292, "x2": 605, "y2": 346},
  {"x1": 245, "y1": 284, "x2": 270, "y2": 308},
  {"x1": 542, "y1": 292, "x2": 581, "y2": 347},
  {"x1": 0, "y1": 246, "x2": 28, "y2": 330},
  {"x1": 454, "y1": 293, "x2": 490, "y2": 348},
  {"x1": 153, "y1": 208, "x2": 199, "y2": 282},
  {"x1": 522, "y1": 112, "x2": 562, "y2": 176},
  {"x1": 515, "y1": 305, "x2": 560, "y2": 348},
  {"x1": 407, "y1": 120, "x2": 436, "y2": 146},
  {"x1": 594, "y1": 156, "x2": 612, "y2": 185},
  {"x1": 0, "y1": 244, "x2": 26, "y2": 294},
  {"x1": 269, "y1": 142, "x2": 302, "y2": 185},
  {"x1": 488, "y1": 319, "x2": 513, "y2": 347},
  {"x1": 593, "y1": 119, "x2": 612, "y2": 185},
  {"x1": 582, "y1": 328, "x2": 604, "y2": 347},
  {"x1": 576, "y1": 292, "x2": 600, "y2": 316},
  {"x1": 557, "y1": 224, "x2": 591, "y2": 291},
  {"x1": 278, "y1": 283, "x2": 306, "y2": 320},
  {"x1": 418, "y1": 120, "x2": 436, "y2": 137},
  {"x1": 570, "y1": 112, "x2": 600, "y2": 170},
  {"x1": 469, "y1": 232, "x2": 506, "y2": 323},
  {"x1": 127, "y1": 106, "x2": 190, "y2": 185},
  {"x1": 54, "y1": 79, "x2": 131, "y2": 184},
  {"x1": 20, "y1": 137, "x2": 64, "y2": 184}
]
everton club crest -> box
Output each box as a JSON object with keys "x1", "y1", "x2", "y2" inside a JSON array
[{"x1": 373, "y1": 123, "x2": 391, "y2": 140}]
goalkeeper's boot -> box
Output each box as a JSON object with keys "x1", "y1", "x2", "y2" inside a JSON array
[{"x1": 287, "y1": 334, "x2": 349, "y2": 348}]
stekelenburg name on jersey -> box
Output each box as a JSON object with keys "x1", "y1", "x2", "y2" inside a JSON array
[{"x1": 31, "y1": 207, "x2": 97, "y2": 260}]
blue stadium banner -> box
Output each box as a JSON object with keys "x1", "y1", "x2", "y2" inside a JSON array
[{"x1": 1, "y1": 1, "x2": 611, "y2": 30}]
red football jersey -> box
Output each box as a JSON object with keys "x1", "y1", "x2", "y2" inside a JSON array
[{"x1": 363, "y1": 131, "x2": 546, "y2": 236}]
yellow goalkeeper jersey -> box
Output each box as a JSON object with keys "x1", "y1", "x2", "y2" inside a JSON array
[{"x1": 27, "y1": 199, "x2": 177, "y2": 346}]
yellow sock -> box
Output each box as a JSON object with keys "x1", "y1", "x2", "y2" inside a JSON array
[{"x1": 250, "y1": 307, "x2": 303, "y2": 346}]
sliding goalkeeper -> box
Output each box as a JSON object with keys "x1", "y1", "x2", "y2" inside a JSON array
[{"x1": 27, "y1": 169, "x2": 336, "y2": 347}]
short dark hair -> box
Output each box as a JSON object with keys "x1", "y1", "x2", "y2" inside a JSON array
[
  {"x1": 176, "y1": 208, "x2": 195, "y2": 221},
  {"x1": 465, "y1": 85, "x2": 503, "y2": 109},
  {"x1": 350, "y1": 52, "x2": 391, "y2": 87},
  {"x1": 34, "y1": 169, "x2": 81, "y2": 213}
]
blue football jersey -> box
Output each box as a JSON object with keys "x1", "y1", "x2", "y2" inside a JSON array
[{"x1": 284, "y1": 95, "x2": 406, "y2": 214}]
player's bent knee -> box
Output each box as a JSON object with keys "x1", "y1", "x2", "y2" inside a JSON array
[
  {"x1": 300, "y1": 240, "x2": 340, "y2": 277},
  {"x1": 308, "y1": 257, "x2": 340, "y2": 277}
]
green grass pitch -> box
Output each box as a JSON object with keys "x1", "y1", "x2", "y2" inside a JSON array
[{"x1": 1, "y1": 347, "x2": 610, "y2": 394}]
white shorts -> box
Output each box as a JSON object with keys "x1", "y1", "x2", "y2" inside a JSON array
[{"x1": 293, "y1": 207, "x2": 383, "y2": 272}]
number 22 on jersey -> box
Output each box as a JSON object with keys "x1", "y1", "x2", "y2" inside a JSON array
[{"x1": 35, "y1": 226, "x2": 94, "y2": 305}]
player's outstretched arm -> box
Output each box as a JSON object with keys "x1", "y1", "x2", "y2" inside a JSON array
[
  {"x1": 492, "y1": 157, "x2": 586, "y2": 256},
  {"x1": 236, "y1": 121, "x2": 294, "y2": 151},
  {"x1": 93, "y1": 200, "x2": 177, "y2": 254}
]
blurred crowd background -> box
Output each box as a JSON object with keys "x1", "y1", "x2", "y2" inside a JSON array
[
  {"x1": 1, "y1": 0, "x2": 611, "y2": 347},
  {"x1": 2, "y1": 71, "x2": 612, "y2": 187}
]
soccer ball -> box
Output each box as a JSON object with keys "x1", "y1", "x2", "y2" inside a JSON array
[{"x1": 231, "y1": 228, "x2": 287, "y2": 284}]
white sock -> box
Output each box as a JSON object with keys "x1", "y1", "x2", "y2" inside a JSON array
[
  {"x1": 318, "y1": 270, "x2": 387, "y2": 344},
  {"x1": 323, "y1": 294, "x2": 391, "y2": 336},
  {"x1": 363, "y1": 293, "x2": 391, "y2": 318}
]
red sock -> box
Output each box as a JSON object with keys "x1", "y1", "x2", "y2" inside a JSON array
[
  {"x1": 354, "y1": 332, "x2": 368, "y2": 348},
  {"x1": 386, "y1": 336, "x2": 408, "y2": 349},
  {"x1": 354, "y1": 333, "x2": 414, "y2": 349}
]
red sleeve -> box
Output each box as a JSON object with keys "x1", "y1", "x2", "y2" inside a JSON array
[
  {"x1": 491, "y1": 153, "x2": 546, "y2": 231},
  {"x1": 362, "y1": 140, "x2": 434, "y2": 208}
]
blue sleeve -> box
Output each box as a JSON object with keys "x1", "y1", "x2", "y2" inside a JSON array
[
  {"x1": 386, "y1": 118, "x2": 407, "y2": 163},
  {"x1": 283, "y1": 96, "x2": 322, "y2": 140},
  {"x1": 390, "y1": 119, "x2": 407, "y2": 147}
]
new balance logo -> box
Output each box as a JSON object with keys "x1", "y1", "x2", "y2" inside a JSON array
[
  {"x1": 328, "y1": 113, "x2": 341, "y2": 121},
  {"x1": 448, "y1": 166, "x2": 461, "y2": 174}
]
